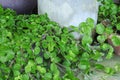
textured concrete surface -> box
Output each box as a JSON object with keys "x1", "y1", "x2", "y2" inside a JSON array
[{"x1": 85, "y1": 55, "x2": 120, "y2": 80}]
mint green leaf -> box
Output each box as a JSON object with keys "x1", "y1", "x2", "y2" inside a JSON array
[
  {"x1": 13, "y1": 63, "x2": 21, "y2": 70},
  {"x1": 86, "y1": 18, "x2": 94, "y2": 28},
  {"x1": 34, "y1": 47, "x2": 40, "y2": 55},
  {"x1": 25, "y1": 60, "x2": 34, "y2": 73},
  {"x1": 97, "y1": 35, "x2": 107, "y2": 43},
  {"x1": 63, "y1": 27, "x2": 69, "y2": 33},
  {"x1": 14, "y1": 75, "x2": 22, "y2": 80},
  {"x1": 66, "y1": 55, "x2": 74, "y2": 61},
  {"x1": 53, "y1": 70, "x2": 60, "y2": 80},
  {"x1": 104, "y1": 67, "x2": 115, "y2": 75},
  {"x1": 78, "y1": 60, "x2": 90, "y2": 70},
  {"x1": 106, "y1": 46, "x2": 113, "y2": 59},
  {"x1": 22, "y1": 74, "x2": 29, "y2": 80},
  {"x1": 66, "y1": 67, "x2": 79, "y2": 80},
  {"x1": 116, "y1": 23, "x2": 120, "y2": 30},
  {"x1": 51, "y1": 57, "x2": 61, "y2": 63},
  {"x1": 0, "y1": 5, "x2": 4, "y2": 14},
  {"x1": 28, "y1": 60, "x2": 35, "y2": 67},
  {"x1": 44, "y1": 73, "x2": 52, "y2": 79},
  {"x1": 96, "y1": 24, "x2": 105, "y2": 34},
  {"x1": 92, "y1": 50, "x2": 104, "y2": 61},
  {"x1": 82, "y1": 52, "x2": 90, "y2": 59},
  {"x1": 80, "y1": 22, "x2": 92, "y2": 35},
  {"x1": 44, "y1": 52, "x2": 50, "y2": 59},
  {"x1": 13, "y1": 70, "x2": 20, "y2": 77},
  {"x1": 25, "y1": 65, "x2": 31, "y2": 73},
  {"x1": 95, "y1": 64, "x2": 104, "y2": 70},
  {"x1": 69, "y1": 50, "x2": 76, "y2": 58},
  {"x1": 48, "y1": 42, "x2": 55, "y2": 52},
  {"x1": 111, "y1": 35, "x2": 120, "y2": 46},
  {"x1": 0, "y1": 56, "x2": 7, "y2": 63},
  {"x1": 114, "y1": 64, "x2": 120, "y2": 72},
  {"x1": 6, "y1": 50, "x2": 15, "y2": 61},
  {"x1": 35, "y1": 57, "x2": 43, "y2": 64},
  {"x1": 106, "y1": 52, "x2": 113, "y2": 59},
  {"x1": 31, "y1": 65, "x2": 37, "y2": 74},
  {"x1": 110, "y1": 4, "x2": 118, "y2": 15},
  {"x1": 63, "y1": 60, "x2": 71, "y2": 67},
  {"x1": 50, "y1": 63, "x2": 58, "y2": 72},
  {"x1": 101, "y1": 43, "x2": 111, "y2": 51},
  {"x1": 82, "y1": 35, "x2": 93, "y2": 45},
  {"x1": 37, "y1": 66, "x2": 46, "y2": 74},
  {"x1": 105, "y1": 27, "x2": 113, "y2": 34}
]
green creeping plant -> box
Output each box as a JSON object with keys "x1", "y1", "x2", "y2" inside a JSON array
[{"x1": 0, "y1": 1, "x2": 120, "y2": 79}]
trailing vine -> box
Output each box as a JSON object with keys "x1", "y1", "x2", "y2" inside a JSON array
[{"x1": 0, "y1": 0, "x2": 120, "y2": 80}]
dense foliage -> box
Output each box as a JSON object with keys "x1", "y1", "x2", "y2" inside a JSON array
[{"x1": 0, "y1": 0, "x2": 120, "y2": 80}]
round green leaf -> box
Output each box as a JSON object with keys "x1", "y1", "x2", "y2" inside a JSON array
[
  {"x1": 97, "y1": 35, "x2": 107, "y2": 43},
  {"x1": 25, "y1": 65, "x2": 31, "y2": 73},
  {"x1": 111, "y1": 35, "x2": 120, "y2": 46},
  {"x1": 78, "y1": 60, "x2": 90, "y2": 70},
  {"x1": 35, "y1": 57, "x2": 43, "y2": 64},
  {"x1": 44, "y1": 73, "x2": 52, "y2": 79},
  {"x1": 96, "y1": 24, "x2": 105, "y2": 34},
  {"x1": 82, "y1": 35, "x2": 93, "y2": 45},
  {"x1": 22, "y1": 74, "x2": 29, "y2": 80},
  {"x1": 34, "y1": 47, "x2": 40, "y2": 55},
  {"x1": 116, "y1": 23, "x2": 120, "y2": 30},
  {"x1": 37, "y1": 66, "x2": 46, "y2": 74}
]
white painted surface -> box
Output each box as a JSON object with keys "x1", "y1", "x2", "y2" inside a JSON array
[
  {"x1": 38, "y1": 0, "x2": 98, "y2": 26},
  {"x1": 38, "y1": 0, "x2": 99, "y2": 39}
]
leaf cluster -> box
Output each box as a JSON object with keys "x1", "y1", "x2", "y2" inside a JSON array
[{"x1": 0, "y1": 1, "x2": 120, "y2": 79}]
